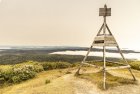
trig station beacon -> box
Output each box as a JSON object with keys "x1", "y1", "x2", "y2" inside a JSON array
[{"x1": 76, "y1": 4, "x2": 136, "y2": 90}]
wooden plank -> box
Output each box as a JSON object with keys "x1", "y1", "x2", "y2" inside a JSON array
[
  {"x1": 94, "y1": 43, "x2": 117, "y2": 46},
  {"x1": 99, "y1": 8, "x2": 111, "y2": 16},
  {"x1": 99, "y1": 9, "x2": 111, "y2": 14},
  {"x1": 105, "y1": 40, "x2": 116, "y2": 44},
  {"x1": 105, "y1": 43, "x2": 118, "y2": 46},
  {"x1": 94, "y1": 40, "x2": 104, "y2": 44},
  {"x1": 95, "y1": 36, "x2": 115, "y2": 41},
  {"x1": 94, "y1": 35, "x2": 117, "y2": 46},
  {"x1": 106, "y1": 65, "x2": 130, "y2": 70},
  {"x1": 94, "y1": 36, "x2": 104, "y2": 40},
  {"x1": 105, "y1": 36, "x2": 115, "y2": 41},
  {"x1": 93, "y1": 43, "x2": 104, "y2": 46}
]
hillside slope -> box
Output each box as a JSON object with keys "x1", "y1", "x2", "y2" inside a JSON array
[{"x1": 0, "y1": 68, "x2": 140, "y2": 94}]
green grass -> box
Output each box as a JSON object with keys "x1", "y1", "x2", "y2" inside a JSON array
[{"x1": 76, "y1": 71, "x2": 137, "y2": 90}]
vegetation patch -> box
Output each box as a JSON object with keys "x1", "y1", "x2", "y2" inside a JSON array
[
  {"x1": 0, "y1": 61, "x2": 43, "y2": 87},
  {"x1": 0, "y1": 61, "x2": 73, "y2": 87},
  {"x1": 0, "y1": 54, "x2": 121, "y2": 65},
  {"x1": 76, "y1": 71, "x2": 137, "y2": 90},
  {"x1": 129, "y1": 61, "x2": 140, "y2": 70},
  {"x1": 65, "y1": 71, "x2": 72, "y2": 74},
  {"x1": 83, "y1": 61, "x2": 140, "y2": 71},
  {"x1": 41, "y1": 62, "x2": 73, "y2": 70},
  {"x1": 45, "y1": 79, "x2": 51, "y2": 84}
]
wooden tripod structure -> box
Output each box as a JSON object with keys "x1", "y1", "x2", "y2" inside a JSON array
[{"x1": 76, "y1": 4, "x2": 136, "y2": 90}]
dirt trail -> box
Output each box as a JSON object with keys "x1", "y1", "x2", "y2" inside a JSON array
[{"x1": 62, "y1": 74, "x2": 101, "y2": 94}]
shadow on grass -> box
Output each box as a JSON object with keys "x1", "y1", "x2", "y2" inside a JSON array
[{"x1": 75, "y1": 71, "x2": 138, "y2": 90}]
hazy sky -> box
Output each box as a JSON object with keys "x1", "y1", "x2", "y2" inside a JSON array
[{"x1": 0, "y1": 0, "x2": 140, "y2": 49}]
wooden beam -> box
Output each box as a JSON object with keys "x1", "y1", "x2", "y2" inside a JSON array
[
  {"x1": 116, "y1": 45, "x2": 136, "y2": 81},
  {"x1": 94, "y1": 36, "x2": 104, "y2": 40},
  {"x1": 105, "y1": 43, "x2": 118, "y2": 46},
  {"x1": 103, "y1": 15, "x2": 106, "y2": 90},
  {"x1": 86, "y1": 60, "x2": 103, "y2": 63},
  {"x1": 105, "y1": 36, "x2": 115, "y2": 41},
  {"x1": 93, "y1": 43, "x2": 104, "y2": 46},
  {"x1": 97, "y1": 23, "x2": 104, "y2": 35},
  {"x1": 106, "y1": 60, "x2": 127, "y2": 65}
]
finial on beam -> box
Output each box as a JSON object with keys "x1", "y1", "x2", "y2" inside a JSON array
[{"x1": 104, "y1": 4, "x2": 107, "y2": 8}]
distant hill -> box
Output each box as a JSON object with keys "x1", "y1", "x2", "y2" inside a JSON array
[
  {"x1": 0, "y1": 46, "x2": 139, "y2": 65},
  {"x1": 0, "y1": 46, "x2": 139, "y2": 55}
]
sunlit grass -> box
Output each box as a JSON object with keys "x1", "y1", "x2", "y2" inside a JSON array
[
  {"x1": 0, "y1": 69, "x2": 70, "y2": 94},
  {"x1": 76, "y1": 71, "x2": 137, "y2": 90}
]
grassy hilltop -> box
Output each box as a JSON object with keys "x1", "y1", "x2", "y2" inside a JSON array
[
  {"x1": 0, "y1": 47, "x2": 140, "y2": 94},
  {"x1": 0, "y1": 60, "x2": 140, "y2": 94}
]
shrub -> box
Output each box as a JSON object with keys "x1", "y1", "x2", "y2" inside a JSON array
[
  {"x1": 45, "y1": 79, "x2": 50, "y2": 84},
  {"x1": 65, "y1": 71, "x2": 72, "y2": 74},
  {"x1": 0, "y1": 61, "x2": 72, "y2": 86},
  {"x1": 129, "y1": 61, "x2": 140, "y2": 70},
  {"x1": 0, "y1": 61, "x2": 44, "y2": 85},
  {"x1": 0, "y1": 77, "x2": 5, "y2": 85},
  {"x1": 41, "y1": 62, "x2": 72, "y2": 70},
  {"x1": 11, "y1": 76, "x2": 21, "y2": 83}
]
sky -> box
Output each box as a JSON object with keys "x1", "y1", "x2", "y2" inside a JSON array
[{"x1": 0, "y1": 0, "x2": 139, "y2": 49}]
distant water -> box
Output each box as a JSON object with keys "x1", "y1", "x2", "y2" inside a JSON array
[
  {"x1": 0, "y1": 47, "x2": 12, "y2": 49},
  {"x1": 50, "y1": 50, "x2": 140, "y2": 60},
  {"x1": 0, "y1": 46, "x2": 139, "y2": 60}
]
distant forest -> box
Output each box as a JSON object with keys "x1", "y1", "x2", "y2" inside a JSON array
[{"x1": 0, "y1": 47, "x2": 138, "y2": 64}]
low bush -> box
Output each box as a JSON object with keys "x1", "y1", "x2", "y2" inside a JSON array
[
  {"x1": 0, "y1": 61, "x2": 74, "y2": 86},
  {"x1": 45, "y1": 79, "x2": 51, "y2": 84},
  {"x1": 0, "y1": 61, "x2": 44, "y2": 85},
  {"x1": 41, "y1": 62, "x2": 72, "y2": 70},
  {"x1": 129, "y1": 61, "x2": 140, "y2": 70},
  {"x1": 65, "y1": 71, "x2": 72, "y2": 74}
]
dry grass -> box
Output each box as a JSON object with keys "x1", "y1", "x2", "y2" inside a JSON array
[
  {"x1": 1, "y1": 66, "x2": 140, "y2": 94},
  {"x1": 0, "y1": 69, "x2": 74, "y2": 94},
  {"x1": 76, "y1": 70, "x2": 138, "y2": 90},
  {"x1": 0, "y1": 65, "x2": 12, "y2": 71}
]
